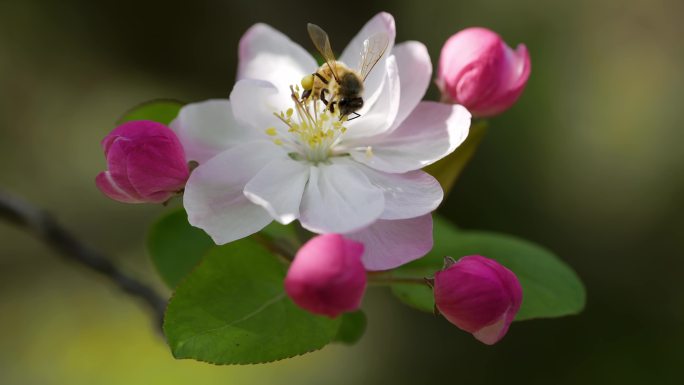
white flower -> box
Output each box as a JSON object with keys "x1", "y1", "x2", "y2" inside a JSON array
[{"x1": 171, "y1": 12, "x2": 471, "y2": 270}]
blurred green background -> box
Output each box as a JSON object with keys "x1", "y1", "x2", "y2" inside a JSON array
[{"x1": 1, "y1": 0, "x2": 682, "y2": 383}]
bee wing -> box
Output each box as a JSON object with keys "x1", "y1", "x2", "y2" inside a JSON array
[
  {"x1": 358, "y1": 32, "x2": 390, "y2": 80},
  {"x1": 307, "y1": 23, "x2": 339, "y2": 82}
]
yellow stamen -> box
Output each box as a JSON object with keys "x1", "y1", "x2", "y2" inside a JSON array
[{"x1": 265, "y1": 84, "x2": 351, "y2": 163}]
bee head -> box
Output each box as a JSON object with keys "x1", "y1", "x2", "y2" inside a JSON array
[
  {"x1": 337, "y1": 72, "x2": 364, "y2": 117},
  {"x1": 338, "y1": 97, "x2": 364, "y2": 117}
]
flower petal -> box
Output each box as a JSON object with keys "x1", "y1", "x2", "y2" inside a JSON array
[
  {"x1": 125, "y1": 135, "x2": 188, "y2": 199},
  {"x1": 390, "y1": 41, "x2": 432, "y2": 129},
  {"x1": 349, "y1": 102, "x2": 471, "y2": 173},
  {"x1": 230, "y1": 79, "x2": 291, "y2": 133},
  {"x1": 103, "y1": 138, "x2": 144, "y2": 201},
  {"x1": 357, "y1": 166, "x2": 443, "y2": 220},
  {"x1": 95, "y1": 171, "x2": 142, "y2": 203},
  {"x1": 472, "y1": 308, "x2": 513, "y2": 345},
  {"x1": 299, "y1": 161, "x2": 384, "y2": 234},
  {"x1": 339, "y1": 12, "x2": 396, "y2": 109},
  {"x1": 183, "y1": 141, "x2": 286, "y2": 244},
  {"x1": 238, "y1": 23, "x2": 318, "y2": 93},
  {"x1": 342, "y1": 56, "x2": 400, "y2": 141},
  {"x1": 477, "y1": 44, "x2": 531, "y2": 117},
  {"x1": 243, "y1": 157, "x2": 310, "y2": 225},
  {"x1": 437, "y1": 27, "x2": 503, "y2": 108},
  {"x1": 346, "y1": 214, "x2": 433, "y2": 271},
  {"x1": 433, "y1": 255, "x2": 521, "y2": 345},
  {"x1": 171, "y1": 99, "x2": 258, "y2": 164}
]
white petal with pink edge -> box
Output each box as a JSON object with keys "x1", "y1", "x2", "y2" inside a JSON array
[
  {"x1": 349, "y1": 102, "x2": 471, "y2": 173},
  {"x1": 360, "y1": 167, "x2": 443, "y2": 220},
  {"x1": 390, "y1": 41, "x2": 432, "y2": 129},
  {"x1": 183, "y1": 141, "x2": 287, "y2": 244},
  {"x1": 299, "y1": 161, "x2": 385, "y2": 234},
  {"x1": 346, "y1": 214, "x2": 434, "y2": 271},
  {"x1": 237, "y1": 23, "x2": 318, "y2": 93},
  {"x1": 171, "y1": 99, "x2": 258, "y2": 164},
  {"x1": 230, "y1": 79, "x2": 293, "y2": 133},
  {"x1": 243, "y1": 157, "x2": 310, "y2": 225}
]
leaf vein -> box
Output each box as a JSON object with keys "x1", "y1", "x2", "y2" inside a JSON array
[{"x1": 182, "y1": 292, "x2": 286, "y2": 344}]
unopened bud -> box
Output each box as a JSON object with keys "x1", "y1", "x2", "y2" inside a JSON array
[
  {"x1": 284, "y1": 234, "x2": 367, "y2": 318},
  {"x1": 434, "y1": 255, "x2": 523, "y2": 345},
  {"x1": 95, "y1": 120, "x2": 189, "y2": 204},
  {"x1": 437, "y1": 27, "x2": 531, "y2": 118}
]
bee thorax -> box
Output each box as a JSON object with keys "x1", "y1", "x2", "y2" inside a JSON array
[{"x1": 339, "y1": 72, "x2": 364, "y2": 95}]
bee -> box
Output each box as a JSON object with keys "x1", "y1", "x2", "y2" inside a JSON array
[{"x1": 301, "y1": 23, "x2": 389, "y2": 119}]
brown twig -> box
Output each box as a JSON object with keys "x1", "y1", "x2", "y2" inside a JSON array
[{"x1": 0, "y1": 189, "x2": 166, "y2": 329}]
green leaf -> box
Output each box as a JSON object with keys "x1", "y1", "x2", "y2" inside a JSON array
[
  {"x1": 391, "y1": 216, "x2": 586, "y2": 320},
  {"x1": 117, "y1": 99, "x2": 184, "y2": 125},
  {"x1": 163, "y1": 238, "x2": 341, "y2": 364},
  {"x1": 390, "y1": 272, "x2": 436, "y2": 313},
  {"x1": 260, "y1": 221, "x2": 300, "y2": 250},
  {"x1": 424, "y1": 120, "x2": 488, "y2": 195},
  {"x1": 260, "y1": 221, "x2": 298, "y2": 242},
  {"x1": 147, "y1": 209, "x2": 214, "y2": 288},
  {"x1": 254, "y1": 222, "x2": 301, "y2": 261},
  {"x1": 333, "y1": 311, "x2": 367, "y2": 345}
]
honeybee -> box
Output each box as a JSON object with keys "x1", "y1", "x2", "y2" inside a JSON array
[{"x1": 301, "y1": 23, "x2": 389, "y2": 119}]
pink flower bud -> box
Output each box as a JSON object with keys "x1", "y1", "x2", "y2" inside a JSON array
[
  {"x1": 95, "y1": 120, "x2": 189, "y2": 204},
  {"x1": 437, "y1": 27, "x2": 531, "y2": 118},
  {"x1": 284, "y1": 234, "x2": 367, "y2": 318},
  {"x1": 434, "y1": 255, "x2": 523, "y2": 345}
]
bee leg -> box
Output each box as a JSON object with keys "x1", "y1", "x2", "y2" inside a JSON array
[
  {"x1": 347, "y1": 112, "x2": 361, "y2": 121},
  {"x1": 320, "y1": 89, "x2": 337, "y2": 113},
  {"x1": 301, "y1": 89, "x2": 312, "y2": 101}
]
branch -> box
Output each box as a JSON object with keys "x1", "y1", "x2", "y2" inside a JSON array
[{"x1": 0, "y1": 189, "x2": 167, "y2": 329}]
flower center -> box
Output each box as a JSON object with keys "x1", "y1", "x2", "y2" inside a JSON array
[{"x1": 266, "y1": 86, "x2": 349, "y2": 163}]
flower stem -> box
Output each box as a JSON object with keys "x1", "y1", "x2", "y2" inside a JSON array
[
  {"x1": 292, "y1": 221, "x2": 314, "y2": 245},
  {"x1": 251, "y1": 233, "x2": 296, "y2": 264},
  {"x1": 0, "y1": 189, "x2": 167, "y2": 330},
  {"x1": 367, "y1": 275, "x2": 431, "y2": 287}
]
